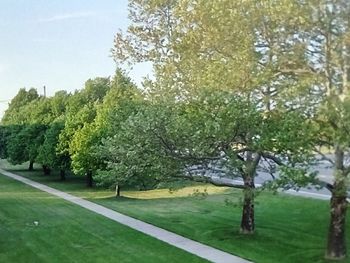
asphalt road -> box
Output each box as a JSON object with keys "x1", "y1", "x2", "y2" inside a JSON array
[
  {"x1": 257, "y1": 157, "x2": 339, "y2": 199},
  {"x1": 208, "y1": 154, "x2": 343, "y2": 200}
]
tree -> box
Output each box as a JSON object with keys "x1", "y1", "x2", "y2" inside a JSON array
[
  {"x1": 50, "y1": 91, "x2": 70, "y2": 119},
  {"x1": 96, "y1": 101, "x2": 180, "y2": 196},
  {"x1": 35, "y1": 90, "x2": 71, "y2": 178},
  {"x1": 113, "y1": 0, "x2": 315, "y2": 234},
  {"x1": 1, "y1": 88, "x2": 39, "y2": 125},
  {"x1": 37, "y1": 122, "x2": 69, "y2": 180},
  {"x1": 251, "y1": 0, "x2": 350, "y2": 259},
  {"x1": 303, "y1": 1, "x2": 350, "y2": 259},
  {"x1": 99, "y1": 86, "x2": 313, "y2": 233},
  {"x1": 79, "y1": 70, "x2": 143, "y2": 194},
  {"x1": 57, "y1": 77, "x2": 110, "y2": 186},
  {"x1": 6, "y1": 124, "x2": 47, "y2": 170}
]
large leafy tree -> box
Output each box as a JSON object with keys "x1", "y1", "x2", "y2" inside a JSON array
[
  {"x1": 235, "y1": 0, "x2": 350, "y2": 259},
  {"x1": 1, "y1": 89, "x2": 50, "y2": 170},
  {"x1": 267, "y1": 0, "x2": 350, "y2": 259},
  {"x1": 6, "y1": 124, "x2": 47, "y2": 170},
  {"x1": 57, "y1": 77, "x2": 110, "y2": 186},
  {"x1": 35, "y1": 91, "x2": 71, "y2": 176},
  {"x1": 79, "y1": 70, "x2": 143, "y2": 194},
  {"x1": 113, "y1": 0, "x2": 315, "y2": 234},
  {"x1": 170, "y1": 0, "x2": 350, "y2": 259}
]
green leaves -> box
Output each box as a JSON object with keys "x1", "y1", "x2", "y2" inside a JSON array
[
  {"x1": 2, "y1": 88, "x2": 39, "y2": 125},
  {"x1": 6, "y1": 124, "x2": 47, "y2": 165},
  {"x1": 37, "y1": 122, "x2": 69, "y2": 170}
]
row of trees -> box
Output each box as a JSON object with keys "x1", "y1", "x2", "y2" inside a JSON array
[
  {"x1": 0, "y1": 71, "x2": 140, "y2": 183},
  {"x1": 1, "y1": 0, "x2": 349, "y2": 260}
]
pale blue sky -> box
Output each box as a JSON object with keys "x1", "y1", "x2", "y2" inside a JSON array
[{"x1": 0, "y1": 0, "x2": 150, "y2": 116}]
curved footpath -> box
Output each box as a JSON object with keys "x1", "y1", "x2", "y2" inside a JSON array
[{"x1": 0, "y1": 168, "x2": 251, "y2": 263}]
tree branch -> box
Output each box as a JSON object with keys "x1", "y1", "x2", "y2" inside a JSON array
[
  {"x1": 173, "y1": 173, "x2": 245, "y2": 189},
  {"x1": 314, "y1": 178, "x2": 334, "y2": 192},
  {"x1": 313, "y1": 147, "x2": 335, "y2": 165},
  {"x1": 262, "y1": 152, "x2": 285, "y2": 166}
]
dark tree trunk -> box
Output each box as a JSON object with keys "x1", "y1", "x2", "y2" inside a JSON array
[
  {"x1": 116, "y1": 185, "x2": 121, "y2": 197},
  {"x1": 240, "y1": 177, "x2": 255, "y2": 234},
  {"x1": 326, "y1": 193, "x2": 347, "y2": 260},
  {"x1": 86, "y1": 170, "x2": 93, "y2": 187},
  {"x1": 28, "y1": 161, "x2": 34, "y2": 171},
  {"x1": 60, "y1": 169, "x2": 66, "y2": 181},
  {"x1": 326, "y1": 147, "x2": 347, "y2": 260},
  {"x1": 42, "y1": 165, "x2": 51, "y2": 175}
]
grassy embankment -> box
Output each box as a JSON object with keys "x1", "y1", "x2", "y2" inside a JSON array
[
  {"x1": 0, "y1": 173, "x2": 205, "y2": 263},
  {"x1": 1, "y1": 160, "x2": 349, "y2": 263}
]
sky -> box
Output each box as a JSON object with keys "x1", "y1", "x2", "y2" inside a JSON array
[{"x1": 0, "y1": 0, "x2": 150, "y2": 117}]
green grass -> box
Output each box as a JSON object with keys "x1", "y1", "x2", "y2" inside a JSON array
[
  {"x1": 0, "y1": 174, "x2": 205, "y2": 263},
  {"x1": 94, "y1": 191, "x2": 348, "y2": 263},
  {"x1": 2, "y1": 160, "x2": 350, "y2": 263}
]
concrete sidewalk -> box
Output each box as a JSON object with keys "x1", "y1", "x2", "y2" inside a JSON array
[{"x1": 0, "y1": 168, "x2": 251, "y2": 263}]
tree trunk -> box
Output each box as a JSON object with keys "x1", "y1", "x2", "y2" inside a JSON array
[
  {"x1": 28, "y1": 161, "x2": 34, "y2": 171},
  {"x1": 240, "y1": 177, "x2": 255, "y2": 234},
  {"x1": 42, "y1": 165, "x2": 51, "y2": 175},
  {"x1": 326, "y1": 147, "x2": 347, "y2": 260},
  {"x1": 326, "y1": 193, "x2": 347, "y2": 260},
  {"x1": 86, "y1": 170, "x2": 93, "y2": 187},
  {"x1": 116, "y1": 185, "x2": 121, "y2": 197},
  {"x1": 60, "y1": 169, "x2": 66, "y2": 181},
  {"x1": 240, "y1": 152, "x2": 260, "y2": 234}
]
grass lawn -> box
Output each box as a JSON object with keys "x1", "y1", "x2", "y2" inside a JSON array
[
  {"x1": 0, "y1": 174, "x2": 205, "y2": 263},
  {"x1": 2, "y1": 160, "x2": 350, "y2": 263}
]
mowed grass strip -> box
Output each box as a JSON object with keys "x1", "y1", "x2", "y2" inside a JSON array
[
  {"x1": 0, "y1": 175, "x2": 206, "y2": 263},
  {"x1": 3, "y1": 161, "x2": 350, "y2": 263},
  {"x1": 93, "y1": 190, "x2": 350, "y2": 263}
]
